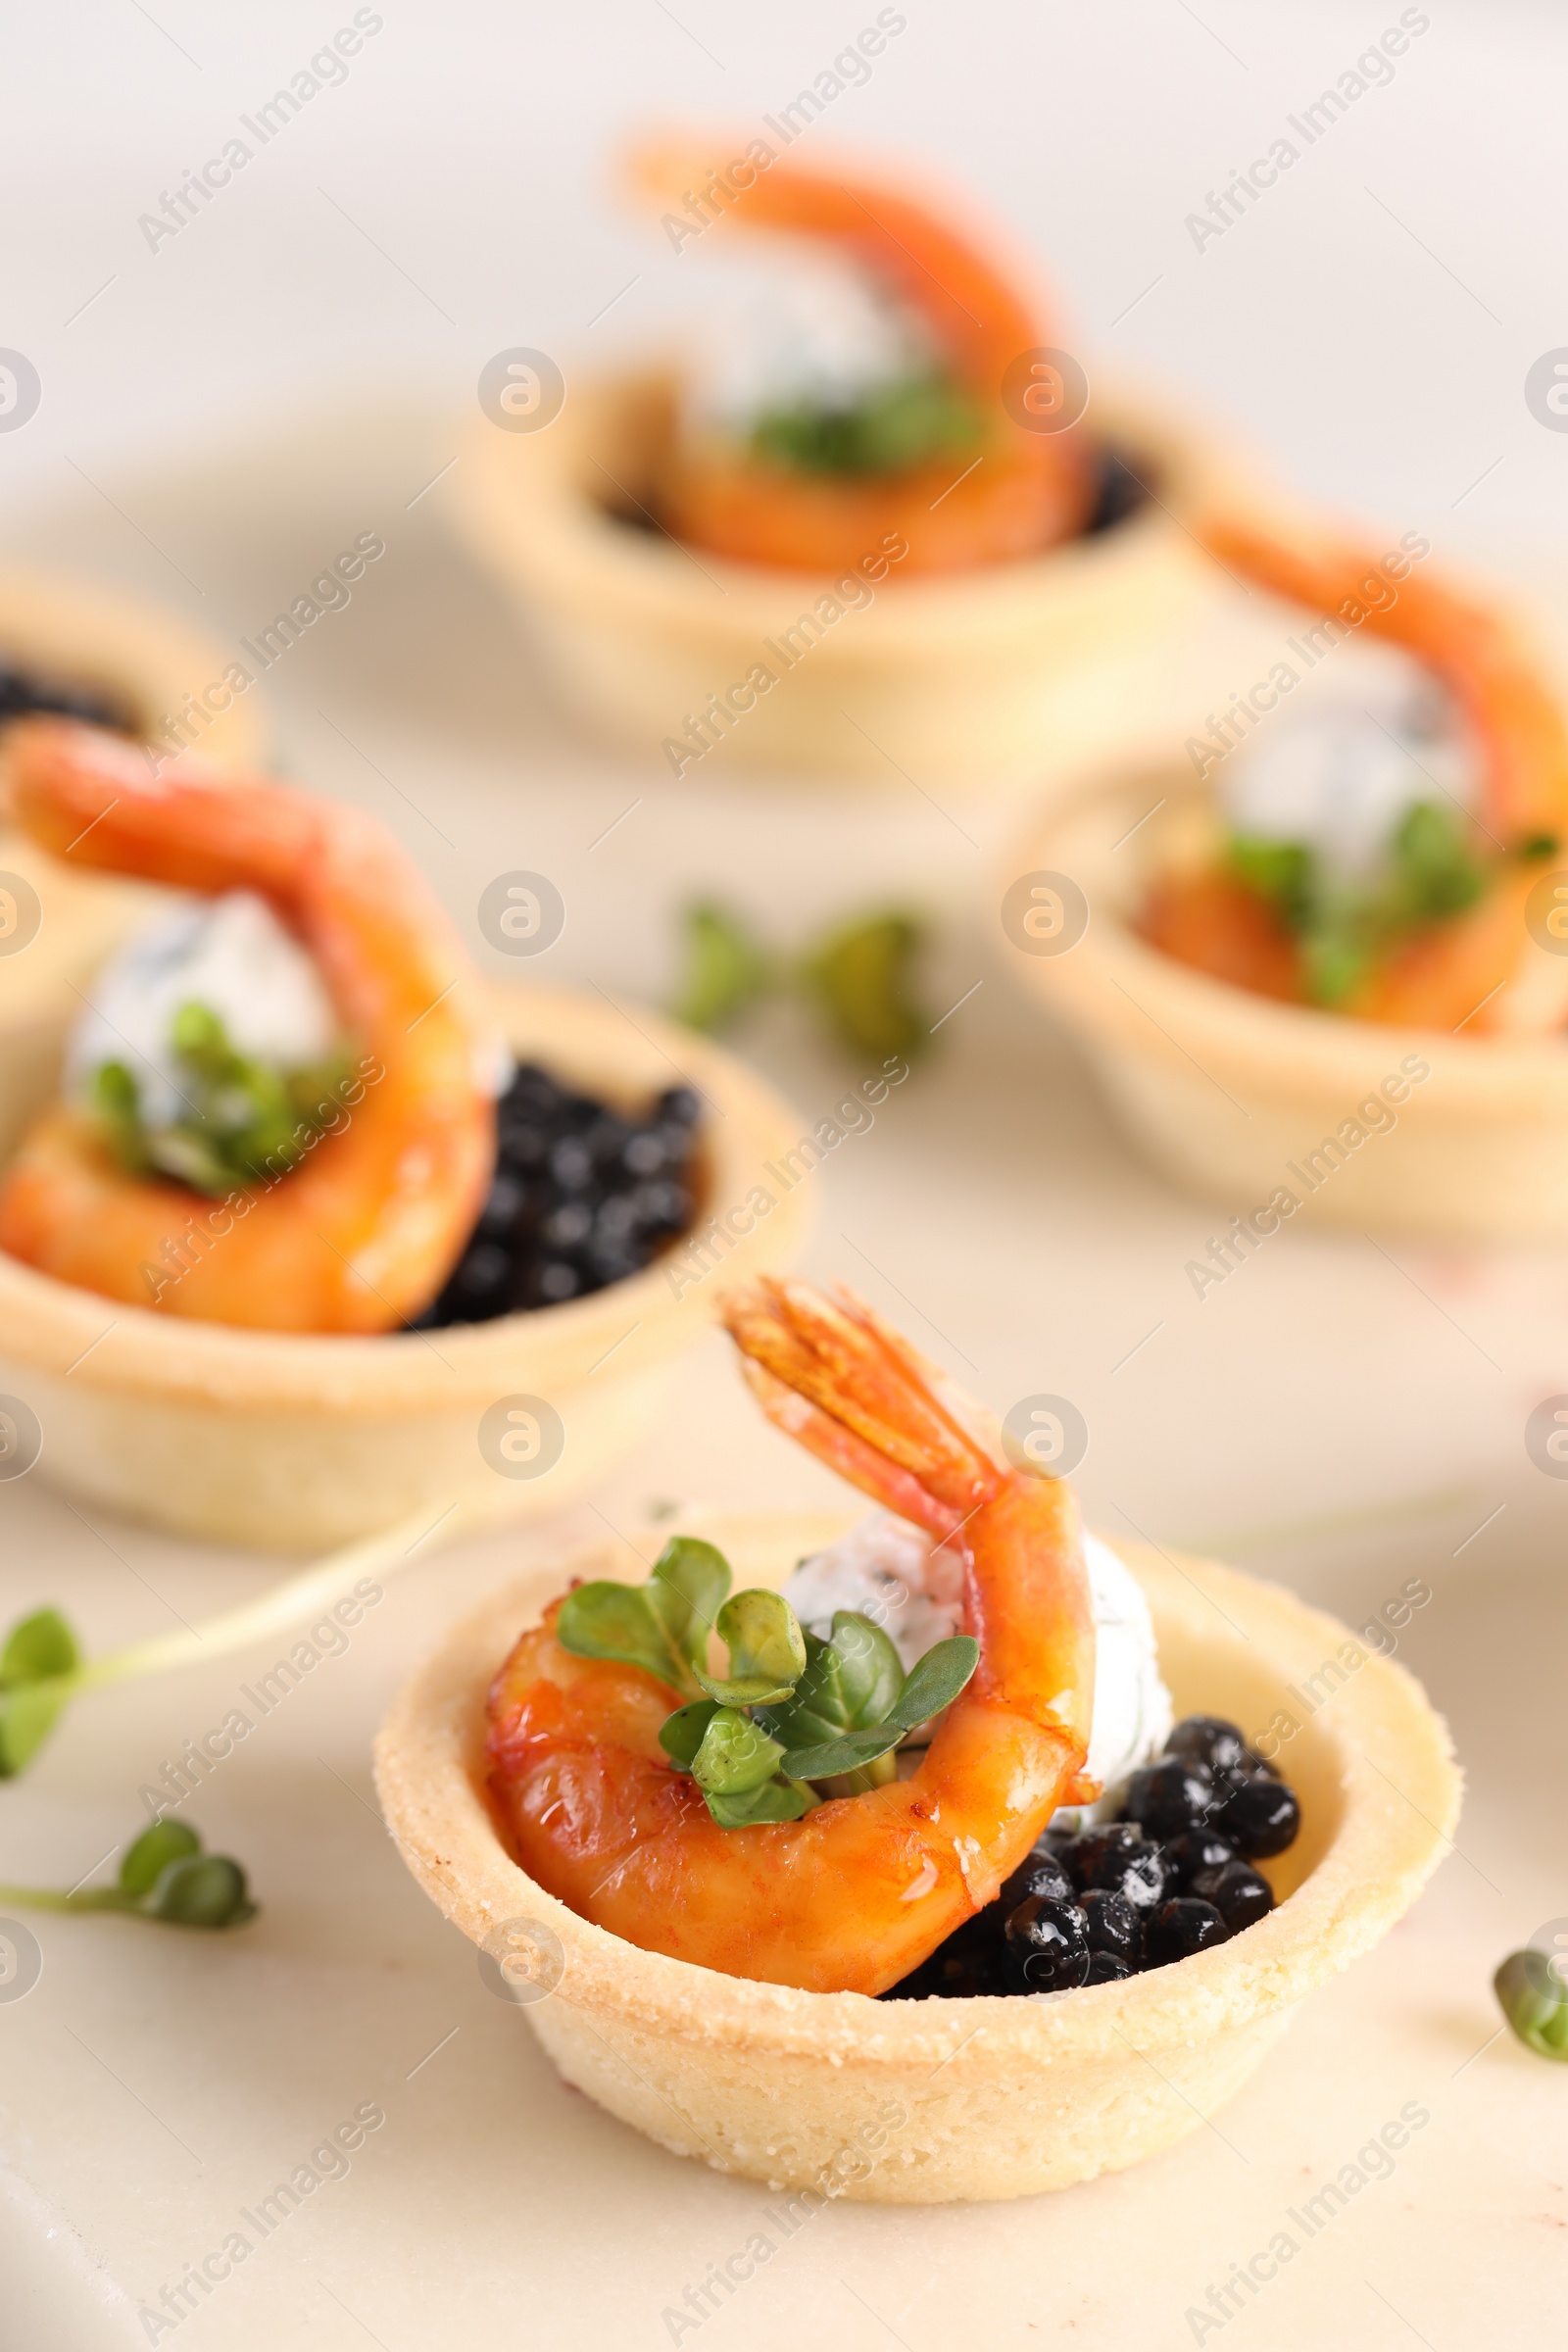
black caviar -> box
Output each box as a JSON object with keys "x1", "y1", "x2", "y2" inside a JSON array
[
  {"x1": 880, "y1": 1714, "x2": 1300, "y2": 2002},
  {"x1": 412, "y1": 1062, "x2": 702, "y2": 1328},
  {"x1": 0, "y1": 654, "x2": 134, "y2": 733}
]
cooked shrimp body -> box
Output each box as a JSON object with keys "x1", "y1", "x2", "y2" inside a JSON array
[
  {"x1": 1151, "y1": 514, "x2": 1568, "y2": 1033},
  {"x1": 631, "y1": 142, "x2": 1091, "y2": 574},
  {"x1": 485, "y1": 1278, "x2": 1096, "y2": 1995},
  {"x1": 0, "y1": 720, "x2": 494, "y2": 1331}
]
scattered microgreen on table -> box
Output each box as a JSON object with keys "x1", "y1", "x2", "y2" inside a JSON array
[
  {"x1": 0, "y1": 1506, "x2": 466, "y2": 1777},
  {"x1": 670, "y1": 902, "x2": 931, "y2": 1061},
  {"x1": 0, "y1": 1819, "x2": 256, "y2": 1929},
  {"x1": 1494, "y1": 1947, "x2": 1568, "y2": 2060},
  {"x1": 557, "y1": 1537, "x2": 978, "y2": 1827}
]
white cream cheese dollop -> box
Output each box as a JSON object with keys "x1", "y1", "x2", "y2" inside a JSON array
[
  {"x1": 1221, "y1": 645, "x2": 1476, "y2": 886},
  {"x1": 68, "y1": 891, "x2": 514, "y2": 1118},
  {"x1": 781, "y1": 1513, "x2": 1173, "y2": 1816},
  {"x1": 67, "y1": 891, "x2": 338, "y2": 1125},
  {"x1": 685, "y1": 247, "x2": 936, "y2": 439}
]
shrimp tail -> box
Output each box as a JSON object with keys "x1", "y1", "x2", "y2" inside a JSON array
[{"x1": 721, "y1": 1277, "x2": 1000, "y2": 1531}]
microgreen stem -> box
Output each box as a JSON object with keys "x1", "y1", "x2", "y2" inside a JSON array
[
  {"x1": 16, "y1": 1507, "x2": 466, "y2": 1714},
  {"x1": 0, "y1": 1886, "x2": 136, "y2": 1913}
]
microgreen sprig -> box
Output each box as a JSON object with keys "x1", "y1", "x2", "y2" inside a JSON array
[
  {"x1": 750, "y1": 371, "x2": 984, "y2": 479},
  {"x1": 671, "y1": 902, "x2": 931, "y2": 1062},
  {"x1": 0, "y1": 1506, "x2": 466, "y2": 1778},
  {"x1": 0, "y1": 1818, "x2": 256, "y2": 1929},
  {"x1": 557, "y1": 1539, "x2": 979, "y2": 1828},
  {"x1": 91, "y1": 1000, "x2": 351, "y2": 1196},
  {"x1": 1228, "y1": 799, "x2": 1489, "y2": 1006},
  {"x1": 1494, "y1": 1948, "x2": 1568, "y2": 2061}
]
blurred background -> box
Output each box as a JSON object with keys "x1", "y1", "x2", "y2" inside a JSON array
[{"x1": 3, "y1": 8, "x2": 1566, "y2": 2344}]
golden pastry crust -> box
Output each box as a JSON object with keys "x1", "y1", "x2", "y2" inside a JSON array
[
  {"x1": 0, "y1": 992, "x2": 809, "y2": 1548},
  {"x1": 374, "y1": 1513, "x2": 1460, "y2": 2203},
  {"x1": 1006, "y1": 764, "x2": 1568, "y2": 1240}
]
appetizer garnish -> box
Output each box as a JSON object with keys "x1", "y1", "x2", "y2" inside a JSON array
[
  {"x1": 486, "y1": 1276, "x2": 1099, "y2": 1995},
  {"x1": 0, "y1": 1507, "x2": 448, "y2": 1776},
  {"x1": 1494, "y1": 1945, "x2": 1568, "y2": 2060},
  {"x1": 415, "y1": 1062, "x2": 701, "y2": 1323},
  {"x1": 0, "y1": 1818, "x2": 255, "y2": 1929},
  {"x1": 1144, "y1": 514, "x2": 1568, "y2": 1030},
  {"x1": 886, "y1": 1711, "x2": 1299, "y2": 1996},
  {"x1": 0, "y1": 719, "x2": 495, "y2": 1330},
  {"x1": 630, "y1": 143, "x2": 1092, "y2": 573},
  {"x1": 556, "y1": 1533, "x2": 978, "y2": 1823},
  {"x1": 671, "y1": 900, "x2": 930, "y2": 1060}
]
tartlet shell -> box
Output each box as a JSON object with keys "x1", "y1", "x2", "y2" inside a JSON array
[
  {"x1": 1004, "y1": 763, "x2": 1568, "y2": 1238},
  {"x1": 0, "y1": 991, "x2": 809, "y2": 1549},
  {"x1": 451, "y1": 367, "x2": 1235, "y2": 790},
  {"x1": 374, "y1": 1512, "x2": 1459, "y2": 2203}
]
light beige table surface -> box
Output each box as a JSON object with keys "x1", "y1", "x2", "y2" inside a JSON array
[{"x1": 1, "y1": 415, "x2": 1565, "y2": 2351}]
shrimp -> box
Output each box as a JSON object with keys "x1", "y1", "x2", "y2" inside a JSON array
[
  {"x1": 1145, "y1": 512, "x2": 1568, "y2": 1033},
  {"x1": 630, "y1": 142, "x2": 1092, "y2": 575},
  {"x1": 0, "y1": 719, "x2": 495, "y2": 1332},
  {"x1": 485, "y1": 1277, "x2": 1096, "y2": 1996}
]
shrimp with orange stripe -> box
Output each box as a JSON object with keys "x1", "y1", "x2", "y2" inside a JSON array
[
  {"x1": 0, "y1": 719, "x2": 495, "y2": 1332},
  {"x1": 1142, "y1": 511, "x2": 1568, "y2": 1033},
  {"x1": 628, "y1": 140, "x2": 1092, "y2": 575},
  {"x1": 484, "y1": 1276, "x2": 1103, "y2": 1996}
]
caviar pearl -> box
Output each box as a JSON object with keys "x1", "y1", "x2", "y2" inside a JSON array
[
  {"x1": 1121, "y1": 1758, "x2": 1216, "y2": 1840},
  {"x1": 1164, "y1": 1714, "x2": 1249, "y2": 1777},
  {"x1": 415, "y1": 1064, "x2": 700, "y2": 1329},
  {"x1": 1161, "y1": 1828, "x2": 1237, "y2": 1887},
  {"x1": 1062, "y1": 1824, "x2": 1168, "y2": 1911},
  {"x1": 1004, "y1": 1895, "x2": 1091, "y2": 1993},
  {"x1": 1191, "y1": 1859, "x2": 1275, "y2": 1934},
  {"x1": 1146, "y1": 1897, "x2": 1231, "y2": 1969},
  {"x1": 1079, "y1": 1887, "x2": 1143, "y2": 1966},
  {"x1": 999, "y1": 1848, "x2": 1075, "y2": 1913},
  {"x1": 1214, "y1": 1776, "x2": 1301, "y2": 1858}
]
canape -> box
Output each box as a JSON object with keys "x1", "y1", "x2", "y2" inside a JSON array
[
  {"x1": 0, "y1": 565, "x2": 270, "y2": 1143},
  {"x1": 1003, "y1": 502, "x2": 1568, "y2": 1237},
  {"x1": 454, "y1": 142, "x2": 1234, "y2": 787},
  {"x1": 0, "y1": 723, "x2": 807, "y2": 1547},
  {"x1": 376, "y1": 1280, "x2": 1457, "y2": 2202}
]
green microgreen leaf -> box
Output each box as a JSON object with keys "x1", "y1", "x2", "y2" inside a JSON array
[
  {"x1": 557, "y1": 1537, "x2": 734, "y2": 1699},
  {"x1": 887, "y1": 1634, "x2": 980, "y2": 1731},
  {"x1": 760, "y1": 1612, "x2": 905, "y2": 1750},
  {"x1": 120, "y1": 1817, "x2": 201, "y2": 1895},
  {"x1": 1, "y1": 1607, "x2": 80, "y2": 1688},
  {"x1": 751, "y1": 371, "x2": 983, "y2": 478},
  {"x1": 800, "y1": 911, "x2": 930, "y2": 1063},
  {"x1": 88, "y1": 1002, "x2": 351, "y2": 1198},
  {"x1": 704, "y1": 1778, "x2": 816, "y2": 1829},
  {"x1": 693, "y1": 1589, "x2": 808, "y2": 1708},
  {"x1": 556, "y1": 1583, "x2": 689, "y2": 1693},
  {"x1": 0, "y1": 1508, "x2": 463, "y2": 1781},
  {"x1": 1494, "y1": 1948, "x2": 1568, "y2": 2060},
  {"x1": 0, "y1": 1683, "x2": 73, "y2": 1777},
  {"x1": 138, "y1": 1853, "x2": 255, "y2": 1928},
  {"x1": 689, "y1": 1707, "x2": 787, "y2": 1797},
  {"x1": 670, "y1": 904, "x2": 772, "y2": 1035},
  {"x1": 658, "y1": 1699, "x2": 717, "y2": 1771},
  {"x1": 1227, "y1": 801, "x2": 1489, "y2": 1009},
  {"x1": 0, "y1": 1819, "x2": 257, "y2": 1929},
  {"x1": 768, "y1": 1633, "x2": 979, "y2": 1783},
  {"x1": 647, "y1": 1538, "x2": 732, "y2": 1684}
]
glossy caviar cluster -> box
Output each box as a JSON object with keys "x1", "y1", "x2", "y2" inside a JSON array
[
  {"x1": 415, "y1": 1062, "x2": 701, "y2": 1326},
  {"x1": 0, "y1": 655, "x2": 133, "y2": 732},
  {"x1": 883, "y1": 1713, "x2": 1301, "y2": 1999}
]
